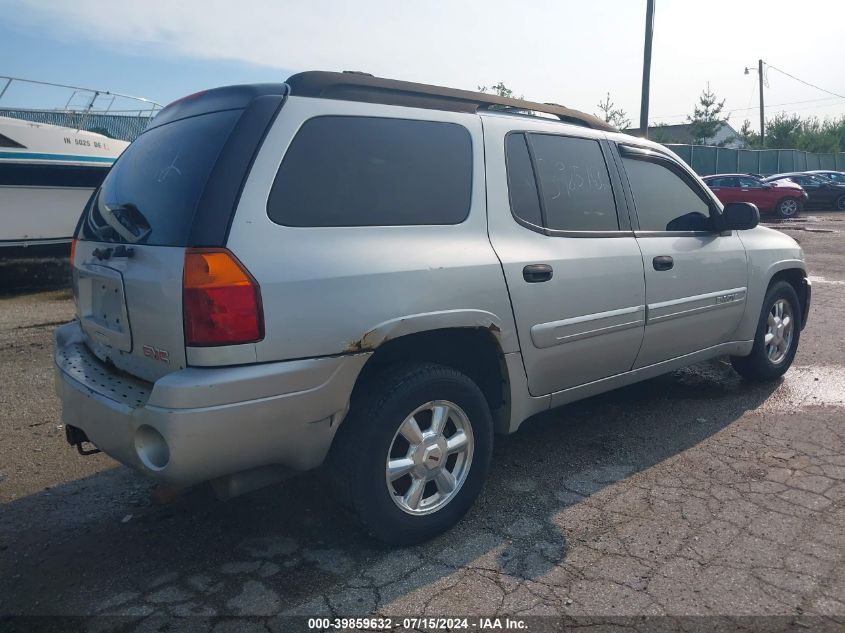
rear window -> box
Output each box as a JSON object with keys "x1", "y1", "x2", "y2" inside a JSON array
[
  {"x1": 77, "y1": 109, "x2": 240, "y2": 245},
  {"x1": 267, "y1": 116, "x2": 472, "y2": 227}
]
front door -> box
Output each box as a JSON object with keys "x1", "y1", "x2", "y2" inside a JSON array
[
  {"x1": 484, "y1": 118, "x2": 646, "y2": 396},
  {"x1": 616, "y1": 145, "x2": 749, "y2": 368}
]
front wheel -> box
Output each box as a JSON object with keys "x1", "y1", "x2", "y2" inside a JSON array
[
  {"x1": 836, "y1": 195, "x2": 845, "y2": 211},
  {"x1": 731, "y1": 281, "x2": 801, "y2": 381},
  {"x1": 774, "y1": 197, "x2": 800, "y2": 218},
  {"x1": 330, "y1": 363, "x2": 493, "y2": 545}
]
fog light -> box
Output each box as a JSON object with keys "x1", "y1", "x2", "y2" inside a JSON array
[{"x1": 135, "y1": 425, "x2": 170, "y2": 471}]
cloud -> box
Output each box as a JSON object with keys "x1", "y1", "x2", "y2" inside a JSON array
[
  {"x1": 1, "y1": 0, "x2": 646, "y2": 110},
  {"x1": 5, "y1": 0, "x2": 843, "y2": 122}
]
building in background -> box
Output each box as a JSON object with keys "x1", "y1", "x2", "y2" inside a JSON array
[{"x1": 625, "y1": 122, "x2": 745, "y2": 149}]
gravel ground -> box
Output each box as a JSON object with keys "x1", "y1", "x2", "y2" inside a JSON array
[{"x1": 1, "y1": 213, "x2": 843, "y2": 631}]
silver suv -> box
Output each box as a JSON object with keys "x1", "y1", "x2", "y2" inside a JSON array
[{"x1": 55, "y1": 72, "x2": 811, "y2": 544}]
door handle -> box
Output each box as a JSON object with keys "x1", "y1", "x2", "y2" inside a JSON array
[
  {"x1": 523, "y1": 264, "x2": 553, "y2": 283},
  {"x1": 653, "y1": 256, "x2": 674, "y2": 271}
]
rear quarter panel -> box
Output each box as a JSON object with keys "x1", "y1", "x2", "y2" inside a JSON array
[{"x1": 225, "y1": 96, "x2": 517, "y2": 363}]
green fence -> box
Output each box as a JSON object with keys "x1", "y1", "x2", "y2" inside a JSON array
[{"x1": 666, "y1": 144, "x2": 845, "y2": 177}]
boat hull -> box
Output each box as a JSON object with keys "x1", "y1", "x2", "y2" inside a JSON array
[{"x1": 1, "y1": 183, "x2": 97, "y2": 247}]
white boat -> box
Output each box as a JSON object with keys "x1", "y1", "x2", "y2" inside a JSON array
[{"x1": 0, "y1": 77, "x2": 160, "y2": 253}]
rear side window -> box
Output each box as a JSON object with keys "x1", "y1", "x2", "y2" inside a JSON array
[
  {"x1": 268, "y1": 116, "x2": 472, "y2": 227},
  {"x1": 505, "y1": 134, "x2": 542, "y2": 227},
  {"x1": 529, "y1": 134, "x2": 619, "y2": 231},
  {"x1": 623, "y1": 157, "x2": 712, "y2": 232},
  {"x1": 78, "y1": 109, "x2": 241, "y2": 245}
]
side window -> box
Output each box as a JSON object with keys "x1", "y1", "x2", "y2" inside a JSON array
[
  {"x1": 709, "y1": 177, "x2": 735, "y2": 187},
  {"x1": 267, "y1": 116, "x2": 472, "y2": 227},
  {"x1": 738, "y1": 177, "x2": 761, "y2": 188},
  {"x1": 0, "y1": 133, "x2": 26, "y2": 149},
  {"x1": 622, "y1": 157, "x2": 713, "y2": 232},
  {"x1": 504, "y1": 133, "x2": 543, "y2": 227},
  {"x1": 529, "y1": 134, "x2": 619, "y2": 231}
]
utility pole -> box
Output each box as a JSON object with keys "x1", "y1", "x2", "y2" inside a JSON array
[
  {"x1": 758, "y1": 58, "x2": 765, "y2": 147},
  {"x1": 639, "y1": 0, "x2": 655, "y2": 137}
]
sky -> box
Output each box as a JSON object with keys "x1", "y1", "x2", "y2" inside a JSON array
[{"x1": 1, "y1": 0, "x2": 844, "y2": 129}]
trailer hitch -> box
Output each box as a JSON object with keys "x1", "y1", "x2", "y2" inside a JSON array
[{"x1": 65, "y1": 425, "x2": 101, "y2": 456}]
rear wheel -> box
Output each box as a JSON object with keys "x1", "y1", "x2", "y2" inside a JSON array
[
  {"x1": 331, "y1": 363, "x2": 493, "y2": 545},
  {"x1": 731, "y1": 281, "x2": 801, "y2": 381},
  {"x1": 836, "y1": 195, "x2": 845, "y2": 211},
  {"x1": 774, "y1": 197, "x2": 800, "y2": 218}
]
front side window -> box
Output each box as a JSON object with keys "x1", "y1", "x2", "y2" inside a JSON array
[
  {"x1": 267, "y1": 116, "x2": 472, "y2": 227},
  {"x1": 708, "y1": 177, "x2": 736, "y2": 188},
  {"x1": 529, "y1": 134, "x2": 619, "y2": 231},
  {"x1": 623, "y1": 157, "x2": 712, "y2": 232}
]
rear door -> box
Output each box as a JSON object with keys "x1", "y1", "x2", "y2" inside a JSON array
[
  {"x1": 707, "y1": 176, "x2": 739, "y2": 204},
  {"x1": 615, "y1": 144, "x2": 748, "y2": 368},
  {"x1": 484, "y1": 117, "x2": 646, "y2": 396},
  {"x1": 73, "y1": 109, "x2": 245, "y2": 382}
]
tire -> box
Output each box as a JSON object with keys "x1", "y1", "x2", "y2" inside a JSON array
[
  {"x1": 730, "y1": 280, "x2": 801, "y2": 381},
  {"x1": 330, "y1": 362, "x2": 493, "y2": 545},
  {"x1": 836, "y1": 195, "x2": 845, "y2": 211},
  {"x1": 774, "y1": 197, "x2": 800, "y2": 218}
]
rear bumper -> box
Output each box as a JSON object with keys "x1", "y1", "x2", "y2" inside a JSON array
[{"x1": 54, "y1": 321, "x2": 369, "y2": 485}]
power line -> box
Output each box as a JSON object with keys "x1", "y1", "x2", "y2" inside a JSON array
[
  {"x1": 650, "y1": 95, "x2": 844, "y2": 122},
  {"x1": 766, "y1": 63, "x2": 845, "y2": 100}
]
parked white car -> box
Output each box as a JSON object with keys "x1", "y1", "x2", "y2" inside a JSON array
[{"x1": 55, "y1": 72, "x2": 811, "y2": 544}]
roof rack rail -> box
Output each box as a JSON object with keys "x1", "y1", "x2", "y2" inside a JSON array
[{"x1": 286, "y1": 71, "x2": 615, "y2": 132}]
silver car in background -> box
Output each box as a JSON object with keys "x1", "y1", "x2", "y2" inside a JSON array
[{"x1": 55, "y1": 72, "x2": 810, "y2": 544}]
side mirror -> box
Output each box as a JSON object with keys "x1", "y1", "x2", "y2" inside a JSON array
[
  {"x1": 721, "y1": 202, "x2": 759, "y2": 231},
  {"x1": 762, "y1": 183, "x2": 773, "y2": 190}
]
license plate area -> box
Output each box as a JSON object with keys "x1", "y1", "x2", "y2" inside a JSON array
[{"x1": 77, "y1": 264, "x2": 132, "y2": 352}]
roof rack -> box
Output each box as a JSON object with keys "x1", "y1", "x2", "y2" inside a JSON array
[{"x1": 286, "y1": 71, "x2": 615, "y2": 132}]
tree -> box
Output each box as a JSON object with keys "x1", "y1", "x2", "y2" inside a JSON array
[
  {"x1": 477, "y1": 82, "x2": 522, "y2": 99},
  {"x1": 596, "y1": 92, "x2": 631, "y2": 130},
  {"x1": 687, "y1": 83, "x2": 729, "y2": 145},
  {"x1": 737, "y1": 119, "x2": 760, "y2": 148}
]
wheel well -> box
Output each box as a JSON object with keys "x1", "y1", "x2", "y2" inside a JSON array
[
  {"x1": 769, "y1": 268, "x2": 807, "y2": 320},
  {"x1": 352, "y1": 328, "x2": 508, "y2": 415}
]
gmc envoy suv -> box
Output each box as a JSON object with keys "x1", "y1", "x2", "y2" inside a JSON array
[{"x1": 55, "y1": 71, "x2": 811, "y2": 544}]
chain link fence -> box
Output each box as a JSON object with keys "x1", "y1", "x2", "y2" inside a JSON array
[{"x1": 0, "y1": 109, "x2": 153, "y2": 142}]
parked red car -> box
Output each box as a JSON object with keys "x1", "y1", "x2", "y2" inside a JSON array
[{"x1": 702, "y1": 173, "x2": 807, "y2": 218}]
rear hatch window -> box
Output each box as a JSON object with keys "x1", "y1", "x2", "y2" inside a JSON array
[
  {"x1": 78, "y1": 109, "x2": 241, "y2": 246},
  {"x1": 73, "y1": 109, "x2": 242, "y2": 382}
]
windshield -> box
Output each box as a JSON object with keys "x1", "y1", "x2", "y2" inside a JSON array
[{"x1": 78, "y1": 109, "x2": 240, "y2": 245}]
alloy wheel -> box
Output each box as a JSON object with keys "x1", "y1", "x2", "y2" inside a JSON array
[
  {"x1": 765, "y1": 298, "x2": 794, "y2": 364},
  {"x1": 385, "y1": 400, "x2": 474, "y2": 516},
  {"x1": 780, "y1": 199, "x2": 798, "y2": 217}
]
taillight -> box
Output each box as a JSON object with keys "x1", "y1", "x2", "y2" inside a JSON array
[
  {"x1": 183, "y1": 248, "x2": 263, "y2": 346},
  {"x1": 69, "y1": 238, "x2": 77, "y2": 265}
]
